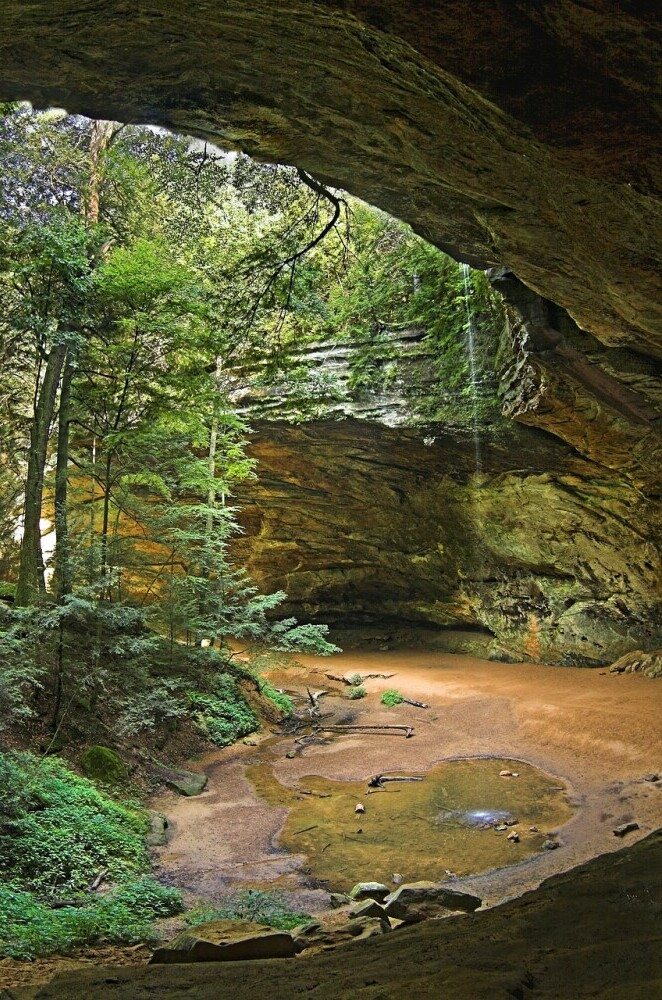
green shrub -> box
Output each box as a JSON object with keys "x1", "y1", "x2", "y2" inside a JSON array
[
  {"x1": 381, "y1": 689, "x2": 404, "y2": 706},
  {"x1": 187, "y1": 674, "x2": 258, "y2": 747},
  {"x1": 0, "y1": 877, "x2": 183, "y2": 959},
  {"x1": 347, "y1": 673, "x2": 363, "y2": 686},
  {"x1": 184, "y1": 889, "x2": 309, "y2": 932},
  {"x1": 0, "y1": 752, "x2": 148, "y2": 895},
  {"x1": 259, "y1": 680, "x2": 294, "y2": 716},
  {"x1": 80, "y1": 746, "x2": 128, "y2": 786},
  {"x1": 345, "y1": 686, "x2": 367, "y2": 700}
]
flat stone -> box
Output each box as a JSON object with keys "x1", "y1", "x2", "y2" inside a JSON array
[
  {"x1": 329, "y1": 893, "x2": 351, "y2": 909},
  {"x1": 543, "y1": 839, "x2": 560, "y2": 850},
  {"x1": 383, "y1": 882, "x2": 481, "y2": 923},
  {"x1": 150, "y1": 919, "x2": 296, "y2": 963},
  {"x1": 643, "y1": 774, "x2": 659, "y2": 783},
  {"x1": 613, "y1": 822, "x2": 640, "y2": 838},
  {"x1": 349, "y1": 899, "x2": 389, "y2": 920},
  {"x1": 292, "y1": 916, "x2": 390, "y2": 955},
  {"x1": 348, "y1": 882, "x2": 390, "y2": 902},
  {"x1": 164, "y1": 770, "x2": 208, "y2": 797}
]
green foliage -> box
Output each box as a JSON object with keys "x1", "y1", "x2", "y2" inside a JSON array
[
  {"x1": 381, "y1": 689, "x2": 405, "y2": 706},
  {"x1": 347, "y1": 673, "x2": 363, "y2": 686},
  {"x1": 0, "y1": 877, "x2": 183, "y2": 959},
  {"x1": 187, "y1": 674, "x2": 258, "y2": 747},
  {"x1": 345, "y1": 686, "x2": 367, "y2": 700},
  {"x1": 258, "y1": 680, "x2": 294, "y2": 716},
  {"x1": 0, "y1": 752, "x2": 148, "y2": 895},
  {"x1": 184, "y1": 888, "x2": 309, "y2": 932},
  {"x1": 0, "y1": 751, "x2": 183, "y2": 959}
]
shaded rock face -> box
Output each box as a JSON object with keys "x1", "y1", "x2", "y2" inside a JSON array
[
  {"x1": 493, "y1": 271, "x2": 662, "y2": 490},
  {"x1": 234, "y1": 419, "x2": 661, "y2": 664},
  {"x1": 0, "y1": 2, "x2": 660, "y2": 360}
]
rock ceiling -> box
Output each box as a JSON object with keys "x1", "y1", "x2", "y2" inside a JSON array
[{"x1": 0, "y1": 1, "x2": 660, "y2": 355}]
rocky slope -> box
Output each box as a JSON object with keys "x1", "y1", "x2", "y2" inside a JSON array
[{"x1": 9, "y1": 830, "x2": 660, "y2": 999}]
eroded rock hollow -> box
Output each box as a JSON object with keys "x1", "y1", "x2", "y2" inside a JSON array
[{"x1": 2, "y1": 0, "x2": 659, "y2": 664}]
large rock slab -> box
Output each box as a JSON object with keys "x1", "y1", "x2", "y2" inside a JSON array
[
  {"x1": 149, "y1": 919, "x2": 296, "y2": 963},
  {"x1": 383, "y1": 882, "x2": 482, "y2": 923},
  {"x1": 292, "y1": 916, "x2": 390, "y2": 955}
]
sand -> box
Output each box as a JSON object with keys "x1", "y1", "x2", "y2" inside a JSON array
[{"x1": 149, "y1": 648, "x2": 662, "y2": 906}]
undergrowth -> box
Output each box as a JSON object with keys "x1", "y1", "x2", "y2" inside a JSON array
[
  {"x1": 184, "y1": 889, "x2": 309, "y2": 932},
  {"x1": 0, "y1": 751, "x2": 183, "y2": 959}
]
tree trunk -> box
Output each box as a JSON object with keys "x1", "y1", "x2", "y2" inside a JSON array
[
  {"x1": 15, "y1": 343, "x2": 68, "y2": 606},
  {"x1": 53, "y1": 360, "x2": 73, "y2": 602}
]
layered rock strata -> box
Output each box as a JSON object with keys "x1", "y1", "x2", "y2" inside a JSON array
[{"x1": 234, "y1": 418, "x2": 661, "y2": 665}]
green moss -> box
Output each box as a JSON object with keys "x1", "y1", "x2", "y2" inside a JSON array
[{"x1": 80, "y1": 745, "x2": 128, "y2": 786}]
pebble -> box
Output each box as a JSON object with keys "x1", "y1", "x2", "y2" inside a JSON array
[
  {"x1": 355, "y1": 803, "x2": 365, "y2": 814},
  {"x1": 392, "y1": 873, "x2": 402, "y2": 885},
  {"x1": 494, "y1": 824, "x2": 507, "y2": 832},
  {"x1": 499, "y1": 770, "x2": 513, "y2": 777},
  {"x1": 643, "y1": 773, "x2": 659, "y2": 783},
  {"x1": 507, "y1": 831, "x2": 520, "y2": 842},
  {"x1": 285, "y1": 751, "x2": 297, "y2": 759},
  {"x1": 504, "y1": 818, "x2": 519, "y2": 826},
  {"x1": 613, "y1": 822, "x2": 639, "y2": 838},
  {"x1": 543, "y1": 839, "x2": 560, "y2": 850},
  {"x1": 529, "y1": 826, "x2": 539, "y2": 833}
]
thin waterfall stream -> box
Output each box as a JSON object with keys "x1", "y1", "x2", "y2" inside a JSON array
[{"x1": 460, "y1": 263, "x2": 483, "y2": 474}]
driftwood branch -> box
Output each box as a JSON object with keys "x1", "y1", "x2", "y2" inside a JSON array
[
  {"x1": 320, "y1": 724, "x2": 414, "y2": 738},
  {"x1": 368, "y1": 775, "x2": 424, "y2": 787},
  {"x1": 325, "y1": 672, "x2": 396, "y2": 685},
  {"x1": 401, "y1": 697, "x2": 429, "y2": 709}
]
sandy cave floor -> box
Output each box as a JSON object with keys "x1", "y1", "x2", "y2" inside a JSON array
[
  {"x1": 149, "y1": 648, "x2": 662, "y2": 908},
  {"x1": 2, "y1": 648, "x2": 660, "y2": 993}
]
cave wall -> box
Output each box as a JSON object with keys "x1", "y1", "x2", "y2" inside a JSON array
[
  {"x1": 234, "y1": 419, "x2": 661, "y2": 665},
  {"x1": 0, "y1": 1, "x2": 660, "y2": 359},
  {"x1": 1, "y1": 2, "x2": 660, "y2": 662}
]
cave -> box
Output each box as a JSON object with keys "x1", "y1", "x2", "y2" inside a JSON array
[{"x1": 0, "y1": 3, "x2": 660, "y2": 998}]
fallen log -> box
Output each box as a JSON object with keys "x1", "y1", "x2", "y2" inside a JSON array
[
  {"x1": 401, "y1": 697, "x2": 429, "y2": 708},
  {"x1": 368, "y1": 775, "x2": 424, "y2": 787},
  {"x1": 320, "y1": 724, "x2": 414, "y2": 738},
  {"x1": 325, "y1": 672, "x2": 396, "y2": 685}
]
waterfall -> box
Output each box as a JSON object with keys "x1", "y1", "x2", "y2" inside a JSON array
[{"x1": 460, "y1": 263, "x2": 483, "y2": 474}]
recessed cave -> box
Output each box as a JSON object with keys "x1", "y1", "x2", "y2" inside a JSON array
[{"x1": 0, "y1": 3, "x2": 660, "y2": 998}]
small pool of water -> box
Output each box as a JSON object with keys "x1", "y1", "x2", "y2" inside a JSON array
[{"x1": 247, "y1": 758, "x2": 574, "y2": 892}]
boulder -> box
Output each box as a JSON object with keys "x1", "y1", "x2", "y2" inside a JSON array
[
  {"x1": 383, "y1": 882, "x2": 481, "y2": 923},
  {"x1": 292, "y1": 916, "x2": 390, "y2": 955},
  {"x1": 146, "y1": 812, "x2": 168, "y2": 847},
  {"x1": 80, "y1": 745, "x2": 127, "y2": 785},
  {"x1": 149, "y1": 919, "x2": 296, "y2": 963},
  {"x1": 348, "y1": 882, "x2": 390, "y2": 902},
  {"x1": 329, "y1": 893, "x2": 351, "y2": 909},
  {"x1": 164, "y1": 770, "x2": 207, "y2": 796},
  {"x1": 349, "y1": 899, "x2": 389, "y2": 920}
]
